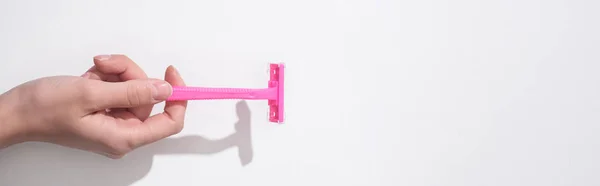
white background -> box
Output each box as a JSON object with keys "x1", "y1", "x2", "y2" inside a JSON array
[{"x1": 0, "y1": 0, "x2": 599, "y2": 185}]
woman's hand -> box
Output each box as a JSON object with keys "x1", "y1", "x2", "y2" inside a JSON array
[{"x1": 0, "y1": 54, "x2": 188, "y2": 158}]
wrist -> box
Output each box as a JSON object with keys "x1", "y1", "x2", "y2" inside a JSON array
[{"x1": 0, "y1": 93, "x2": 28, "y2": 148}]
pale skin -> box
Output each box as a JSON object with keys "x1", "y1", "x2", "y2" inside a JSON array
[{"x1": 0, "y1": 54, "x2": 188, "y2": 159}]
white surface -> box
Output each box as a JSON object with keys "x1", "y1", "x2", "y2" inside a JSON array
[{"x1": 0, "y1": 0, "x2": 599, "y2": 185}]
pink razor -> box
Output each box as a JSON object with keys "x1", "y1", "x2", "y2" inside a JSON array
[{"x1": 167, "y1": 63, "x2": 285, "y2": 123}]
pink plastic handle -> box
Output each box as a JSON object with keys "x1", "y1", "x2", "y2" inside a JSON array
[
  {"x1": 167, "y1": 86, "x2": 277, "y2": 101},
  {"x1": 164, "y1": 63, "x2": 284, "y2": 123}
]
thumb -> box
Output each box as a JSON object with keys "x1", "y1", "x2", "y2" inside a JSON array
[{"x1": 88, "y1": 79, "x2": 172, "y2": 109}]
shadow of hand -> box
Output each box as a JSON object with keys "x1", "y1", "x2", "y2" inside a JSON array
[
  {"x1": 142, "y1": 100, "x2": 254, "y2": 165},
  {"x1": 0, "y1": 101, "x2": 253, "y2": 186}
]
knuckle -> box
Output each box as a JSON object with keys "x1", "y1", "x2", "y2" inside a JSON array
[
  {"x1": 125, "y1": 131, "x2": 144, "y2": 150},
  {"x1": 106, "y1": 147, "x2": 129, "y2": 158},
  {"x1": 165, "y1": 112, "x2": 184, "y2": 135},
  {"x1": 126, "y1": 83, "x2": 153, "y2": 106},
  {"x1": 125, "y1": 84, "x2": 139, "y2": 106},
  {"x1": 104, "y1": 138, "x2": 133, "y2": 158},
  {"x1": 106, "y1": 153, "x2": 125, "y2": 159},
  {"x1": 173, "y1": 120, "x2": 184, "y2": 134}
]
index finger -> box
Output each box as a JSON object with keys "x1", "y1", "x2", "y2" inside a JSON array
[
  {"x1": 88, "y1": 54, "x2": 153, "y2": 120},
  {"x1": 127, "y1": 65, "x2": 188, "y2": 148}
]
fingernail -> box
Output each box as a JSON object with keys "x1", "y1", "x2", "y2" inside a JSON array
[
  {"x1": 170, "y1": 65, "x2": 180, "y2": 76},
  {"x1": 94, "y1": 54, "x2": 111, "y2": 61},
  {"x1": 152, "y1": 81, "x2": 172, "y2": 100}
]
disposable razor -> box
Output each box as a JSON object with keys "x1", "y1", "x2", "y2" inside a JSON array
[{"x1": 166, "y1": 63, "x2": 285, "y2": 123}]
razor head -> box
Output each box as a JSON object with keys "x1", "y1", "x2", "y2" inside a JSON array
[{"x1": 268, "y1": 63, "x2": 284, "y2": 123}]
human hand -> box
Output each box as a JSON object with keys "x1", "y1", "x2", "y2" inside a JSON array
[{"x1": 0, "y1": 54, "x2": 188, "y2": 158}]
